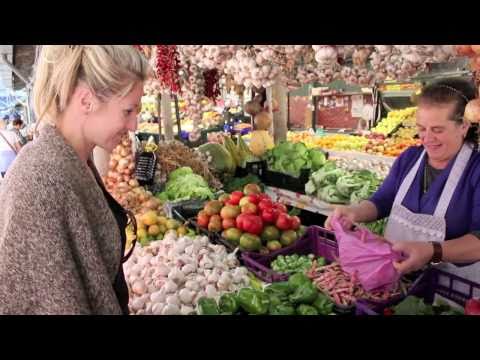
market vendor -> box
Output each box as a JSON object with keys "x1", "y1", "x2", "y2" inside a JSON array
[
  {"x1": 326, "y1": 78, "x2": 480, "y2": 282},
  {"x1": 0, "y1": 45, "x2": 150, "y2": 314}
]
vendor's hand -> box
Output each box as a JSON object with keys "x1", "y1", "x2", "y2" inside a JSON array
[
  {"x1": 391, "y1": 241, "x2": 434, "y2": 275},
  {"x1": 325, "y1": 205, "x2": 356, "y2": 231}
]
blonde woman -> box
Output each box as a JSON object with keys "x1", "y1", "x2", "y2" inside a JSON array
[{"x1": 0, "y1": 46, "x2": 151, "y2": 315}]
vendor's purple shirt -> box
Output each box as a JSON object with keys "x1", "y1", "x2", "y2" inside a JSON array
[{"x1": 370, "y1": 145, "x2": 480, "y2": 240}]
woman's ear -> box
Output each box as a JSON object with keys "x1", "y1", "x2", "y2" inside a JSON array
[{"x1": 74, "y1": 84, "x2": 96, "y2": 115}]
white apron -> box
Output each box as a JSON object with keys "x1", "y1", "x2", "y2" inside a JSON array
[{"x1": 384, "y1": 143, "x2": 480, "y2": 283}]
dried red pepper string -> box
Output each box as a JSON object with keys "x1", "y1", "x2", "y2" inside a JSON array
[
  {"x1": 156, "y1": 45, "x2": 182, "y2": 94},
  {"x1": 203, "y1": 69, "x2": 220, "y2": 100}
]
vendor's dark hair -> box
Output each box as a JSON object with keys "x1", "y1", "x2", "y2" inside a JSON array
[
  {"x1": 418, "y1": 78, "x2": 478, "y2": 145},
  {"x1": 13, "y1": 119, "x2": 23, "y2": 127}
]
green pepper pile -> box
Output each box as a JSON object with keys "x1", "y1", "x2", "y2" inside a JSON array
[
  {"x1": 271, "y1": 254, "x2": 326, "y2": 275},
  {"x1": 387, "y1": 296, "x2": 464, "y2": 316},
  {"x1": 197, "y1": 273, "x2": 335, "y2": 316}
]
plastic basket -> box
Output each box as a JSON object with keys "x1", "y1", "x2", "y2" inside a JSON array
[
  {"x1": 262, "y1": 168, "x2": 310, "y2": 194},
  {"x1": 235, "y1": 160, "x2": 267, "y2": 178},
  {"x1": 240, "y1": 226, "x2": 337, "y2": 283},
  {"x1": 355, "y1": 267, "x2": 480, "y2": 315},
  {"x1": 167, "y1": 199, "x2": 207, "y2": 222}
]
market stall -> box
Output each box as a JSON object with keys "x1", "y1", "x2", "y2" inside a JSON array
[{"x1": 103, "y1": 45, "x2": 480, "y2": 315}]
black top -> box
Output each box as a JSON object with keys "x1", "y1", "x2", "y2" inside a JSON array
[{"x1": 88, "y1": 161, "x2": 130, "y2": 315}]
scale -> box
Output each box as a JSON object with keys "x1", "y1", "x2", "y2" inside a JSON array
[{"x1": 135, "y1": 152, "x2": 157, "y2": 186}]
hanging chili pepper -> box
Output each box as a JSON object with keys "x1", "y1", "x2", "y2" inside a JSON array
[
  {"x1": 203, "y1": 69, "x2": 221, "y2": 100},
  {"x1": 155, "y1": 45, "x2": 182, "y2": 94}
]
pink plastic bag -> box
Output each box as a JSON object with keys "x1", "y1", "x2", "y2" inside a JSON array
[{"x1": 331, "y1": 216, "x2": 402, "y2": 292}]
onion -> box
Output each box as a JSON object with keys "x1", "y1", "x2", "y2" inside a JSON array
[
  {"x1": 465, "y1": 99, "x2": 480, "y2": 123},
  {"x1": 108, "y1": 159, "x2": 118, "y2": 169},
  {"x1": 129, "y1": 179, "x2": 140, "y2": 187},
  {"x1": 120, "y1": 148, "x2": 130, "y2": 158},
  {"x1": 112, "y1": 154, "x2": 122, "y2": 162}
]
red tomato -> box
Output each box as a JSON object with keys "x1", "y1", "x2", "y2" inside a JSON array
[
  {"x1": 274, "y1": 203, "x2": 288, "y2": 213},
  {"x1": 247, "y1": 194, "x2": 260, "y2": 204},
  {"x1": 258, "y1": 199, "x2": 273, "y2": 212},
  {"x1": 290, "y1": 216, "x2": 301, "y2": 230},
  {"x1": 242, "y1": 214, "x2": 264, "y2": 235},
  {"x1": 235, "y1": 213, "x2": 249, "y2": 231},
  {"x1": 229, "y1": 191, "x2": 244, "y2": 205},
  {"x1": 257, "y1": 193, "x2": 271, "y2": 202},
  {"x1": 275, "y1": 213, "x2": 292, "y2": 231},
  {"x1": 222, "y1": 218, "x2": 236, "y2": 230},
  {"x1": 261, "y1": 208, "x2": 279, "y2": 224}
]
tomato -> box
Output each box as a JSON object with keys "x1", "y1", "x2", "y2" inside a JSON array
[
  {"x1": 257, "y1": 193, "x2": 271, "y2": 202},
  {"x1": 235, "y1": 213, "x2": 249, "y2": 231},
  {"x1": 275, "y1": 213, "x2": 292, "y2": 231},
  {"x1": 229, "y1": 191, "x2": 244, "y2": 205},
  {"x1": 241, "y1": 214, "x2": 264, "y2": 235},
  {"x1": 258, "y1": 199, "x2": 273, "y2": 212},
  {"x1": 261, "y1": 208, "x2": 279, "y2": 224},
  {"x1": 247, "y1": 194, "x2": 260, "y2": 204},
  {"x1": 274, "y1": 203, "x2": 288, "y2": 213},
  {"x1": 290, "y1": 216, "x2": 301, "y2": 230},
  {"x1": 222, "y1": 218, "x2": 236, "y2": 230},
  {"x1": 241, "y1": 202, "x2": 258, "y2": 215},
  {"x1": 197, "y1": 211, "x2": 210, "y2": 228}
]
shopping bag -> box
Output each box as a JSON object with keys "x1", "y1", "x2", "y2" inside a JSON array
[{"x1": 330, "y1": 216, "x2": 402, "y2": 292}]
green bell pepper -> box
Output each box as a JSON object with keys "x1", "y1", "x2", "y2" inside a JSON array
[
  {"x1": 313, "y1": 293, "x2": 334, "y2": 315},
  {"x1": 270, "y1": 303, "x2": 297, "y2": 315},
  {"x1": 296, "y1": 304, "x2": 319, "y2": 315},
  {"x1": 289, "y1": 281, "x2": 318, "y2": 305},
  {"x1": 237, "y1": 288, "x2": 270, "y2": 315},
  {"x1": 197, "y1": 297, "x2": 220, "y2": 315},
  {"x1": 218, "y1": 293, "x2": 239, "y2": 314},
  {"x1": 288, "y1": 273, "x2": 310, "y2": 289}
]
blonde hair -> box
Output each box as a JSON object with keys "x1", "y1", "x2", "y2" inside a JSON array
[{"x1": 32, "y1": 45, "x2": 152, "y2": 125}]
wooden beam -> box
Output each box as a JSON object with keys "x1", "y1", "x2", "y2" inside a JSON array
[{"x1": 161, "y1": 91, "x2": 174, "y2": 140}]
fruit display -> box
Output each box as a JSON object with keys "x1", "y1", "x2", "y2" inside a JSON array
[
  {"x1": 305, "y1": 161, "x2": 381, "y2": 204},
  {"x1": 371, "y1": 107, "x2": 417, "y2": 136},
  {"x1": 265, "y1": 141, "x2": 327, "y2": 178},
  {"x1": 134, "y1": 210, "x2": 190, "y2": 247},
  {"x1": 196, "y1": 184, "x2": 306, "y2": 253},
  {"x1": 197, "y1": 273, "x2": 335, "y2": 315},
  {"x1": 156, "y1": 167, "x2": 215, "y2": 202},
  {"x1": 365, "y1": 137, "x2": 421, "y2": 157},
  {"x1": 197, "y1": 136, "x2": 258, "y2": 177},
  {"x1": 248, "y1": 130, "x2": 275, "y2": 157},
  {"x1": 138, "y1": 122, "x2": 160, "y2": 134},
  {"x1": 124, "y1": 232, "x2": 251, "y2": 315},
  {"x1": 155, "y1": 140, "x2": 222, "y2": 189}
]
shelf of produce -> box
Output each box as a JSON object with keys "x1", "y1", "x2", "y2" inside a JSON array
[
  {"x1": 264, "y1": 186, "x2": 332, "y2": 217},
  {"x1": 328, "y1": 150, "x2": 396, "y2": 165},
  {"x1": 381, "y1": 90, "x2": 416, "y2": 98}
]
